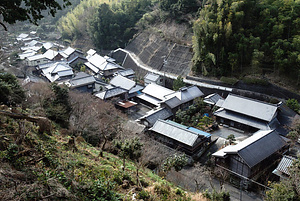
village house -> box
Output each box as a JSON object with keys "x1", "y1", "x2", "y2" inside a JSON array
[
  {"x1": 114, "y1": 69, "x2": 135, "y2": 80},
  {"x1": 85, "y1": 53, "x2": 124, "y2": 78},
  {"x1": 110, "y1": 75, "x2": 136, "y2": 91},
  {"x1": 272, "y1": 155, "x2": 297, "y2": 181},
  {"x1": 138, "y1": 107, "x2": 173, "y2": 127},
  {"x1": 40, "y1": 62, "x2": 73, "y2": 82},
  {"x1": 67, "y1": 56, "x2": 87, "y2": 68},
  {"x1": 149, "y1": 119, "x2": 211, "y2": 155},
  {"x1": 137, "y1": 83, "x2": 175, "y2": 108},
  {"x1": 212, "y1": 130, "x2": 287, "y2": 180},
  {"x1": 26, "y1": 54, "x2": 50, "y2": 67},
  {"x1": 214, "y1": 94, "x2": 280, "y2": 132},
  {"x1": 94, "y1": 87, "x2": 127, "y2": 101},
  {"x1": 43, "y1": 49, "x2": 63, "y2": 61},
  {"x1": 204, "y1": 93, "x2": 224, "y2": 107},
  {"x1": 67, "y1": 72, "x2": 96, "y2": 93},
  {"x1": 60, "y1": 47, "x2": 84, "y2": 62},
  {"x1": 144, "y1": 72, "x2": 164, "y2": 86},
  {"x1": 19, "y1": 50, "x2": 37, "y2": 60},
  {"x1": 160, "y1": 86, "x2": 204, "y2": 114}
]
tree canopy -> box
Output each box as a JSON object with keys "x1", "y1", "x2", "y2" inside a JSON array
[
  {"x1": 192, "y1": 0, "x2": 300, "y2": 79},
  {"x1": 0, "y1": 72, "x2": 25, "y2": 106},
  {"x1": 0, "y1": 0, "x2": 71, "y2": 30}
]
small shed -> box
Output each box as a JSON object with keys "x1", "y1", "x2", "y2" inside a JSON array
[{"x1": 272, "y1": 155, "x2": 296, "y2": 180}]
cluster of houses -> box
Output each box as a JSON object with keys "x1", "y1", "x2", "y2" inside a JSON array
[{"x1": 16, "y1": 33, "x2": 298, "y2": 187}]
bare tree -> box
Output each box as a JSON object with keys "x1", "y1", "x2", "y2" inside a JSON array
[{"x1": 69, "y1": 91, "x2": 124, "y2": 154}]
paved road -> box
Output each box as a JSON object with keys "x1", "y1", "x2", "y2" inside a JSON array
[{"x1": 113, "y1": 48, "x2": 233, "y2": 92}]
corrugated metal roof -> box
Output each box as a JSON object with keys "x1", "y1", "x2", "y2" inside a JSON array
[
  {"x1": 188, "y1": 127, "x2": 211, "y2": 138},
  {"x1": 110, "y1": 75, "x2": 135, "y2": 90},
  {"x1": 216, "y1": 130, "x2": 286, "y2": 168},
  {"x1": 150, "y1": 119, "x2": 199, "y2": 147},
  {"x1": 165, "y1": 120, "x2": 211, "y2": 138},
  {"x1": 220, "y1": 94, "x2": 278, "y2": 122},
  {"x1": 142, "y1": 83, "x2": 174, "y2": 100},
  {"x1": 275, "y1": 155, "x2": 296, "y2": 176},
  {"x1": 214, "y1": 108, "x2": 271, "y2": 130}
]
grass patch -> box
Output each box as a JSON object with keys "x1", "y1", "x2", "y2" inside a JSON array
[{"x1": 242, "y1": 77, "x2": 269, "y2": 86}]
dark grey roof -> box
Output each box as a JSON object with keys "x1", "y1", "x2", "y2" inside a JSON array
[
  {"x1": 149, "y1": 119, "x2": 201, "y2": 147},
  {"x1": 94, "y1": 87, "x2": 127, "y2": 100},
  {"x1": 69, "y1": 72, "x2": 96, "y2": 88},
  {"x1": 275, "y1": 155, "x2": 296, "y2": 176},
  {"x1": 163, "y1": 86, "x2": 204, "y2": 108},
  {"x1": 214, "y1": 108, "x2": 271, "y2": 130},
  {"x1": 204, "y1": 93, "x2": 224, "y2": 105},
  {"x1": 68, "y1": 55, "x2": 87, "y2": 64},
  {"x1": 220, "y1": 94, "x2": 278, "y2": 122},
  {"x1": 225, "y1": 130, "x2": 286, "y2": 168},
  {"x1": 163, "y1": 96, "x2": 182, "y2": 109},
  {"x1": 140, "y1": 107, "x2": 173, "y2": 126}
]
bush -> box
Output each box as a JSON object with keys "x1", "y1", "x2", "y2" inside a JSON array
[
  {"x1": 203, "y1": 190, "x2": 230, "y2": 201},
  {"x1": 154, "y1": 182, "x2": 170, "y2": 197},
  {"x1": 137, "y1": 190, "x2": 151, "y2": 200},
  {"x1": 242, "y1": 77, "x2": 269, "y2": 86},
  {"x1": 85, "y1": 178, "x2": 120, "y2": 201},
  {"x1": 220, "y1": 77, "x2": 238, "y2": 85},
  {"x1": 286, "y1": 99, "x2": 300, "y2": 113},
  {"x1": 175, "y1": 188, "x2": 185, "y2": 196}
]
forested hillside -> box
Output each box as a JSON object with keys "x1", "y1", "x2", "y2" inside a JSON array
[
  {"x1": 192, "y1": 0, "x2": 300, "y2": 80},
  {"x1": 57, "y1": 0, "x2": 300, "y2": 86},
  {"x1": 58, "y1": 0, "x2": 152, "y2": 49}
]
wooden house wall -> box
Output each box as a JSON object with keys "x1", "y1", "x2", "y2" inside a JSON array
[{"x1": 229, "y1": 155, "x2": 251, "y2": 177}]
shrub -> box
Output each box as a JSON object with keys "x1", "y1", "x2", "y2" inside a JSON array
[
  {"x1": 175, "y1": 188, "x2": 185, "y2": 196},
  {"x1": 137, "y1": 190, "x2": 151, "y2": 200},
  {"x1": 286, "y1": 99, "x2": 300, "y2": 113},
  {"x1": 154, "y1": 182, "x2": 170, "y2": 197},
  {"x1": 242, "y1": 77, "x2": 269, "y2": 86},
  {"x1": 112, "y1": 171, "x2": 123, "y2": 185},
  {"x1": 85, "y1": 178, "x2": 120, "y2": 201},
  {"x1": 203, "y1": 190, "x2": 230, "y2": 201}
]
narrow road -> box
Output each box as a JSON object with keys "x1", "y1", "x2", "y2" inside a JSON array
[{"x1": 113, "y1": 48, "x2": 233, "y2": 92}]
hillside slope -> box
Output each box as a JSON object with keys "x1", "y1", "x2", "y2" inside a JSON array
[{"x1": 0, "y1": 107, "x2": 205, "y2": 200}]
